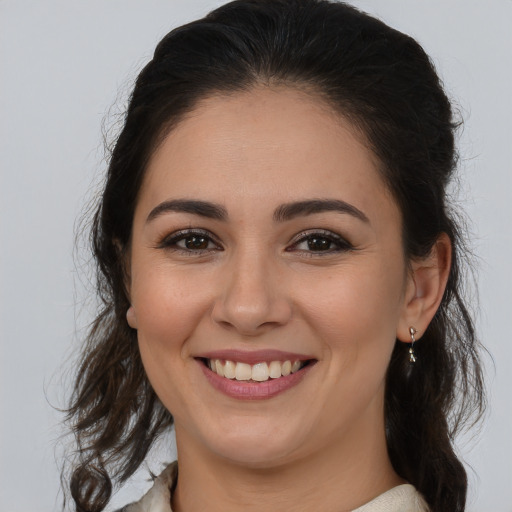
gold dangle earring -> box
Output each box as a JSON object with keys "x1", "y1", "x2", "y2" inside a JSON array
[{"x1": 408, "y1": 326, "x2": 417, "y2": 363}]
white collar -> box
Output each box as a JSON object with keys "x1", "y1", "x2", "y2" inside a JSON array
[
  {"x1": 120, "y1": 462, "x2": 177, "y2": 512},
  {"x1": 119, "y1": 461, "x2": 428, "y2": 512}
]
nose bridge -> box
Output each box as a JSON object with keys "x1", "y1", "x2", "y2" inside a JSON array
[{"x1": 212, "y1": 241, "x2": 291, "y2": 334}]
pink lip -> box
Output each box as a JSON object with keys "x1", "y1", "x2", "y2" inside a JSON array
[
  {"x1": 197, "y1": 359, "x2": 315, "y2": 400},
  {"x1": 196, "y1": 349, "x2": 315, "y2": 365}
]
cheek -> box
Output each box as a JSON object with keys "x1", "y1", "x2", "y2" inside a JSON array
[
  {"x1": 131, "y1": 265, "x2": 211, "y2": 391},
  {"x1": 133, "y1": 262, "x2": 208, "y2": 338},
  {"x1": 301, "y1": 268, "x2": 403, "y2": 430},
  {"x1": 297, "y1": 259, "x2": 405, "y2": 370},
  {"x1": 303, "y1": 259, "x2": 403, "y2": 322}
]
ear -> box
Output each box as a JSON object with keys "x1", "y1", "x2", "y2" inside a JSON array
[
  {"x1": 126, "y1": 305, "x2": 138, "y2": 329},
  {"x1": 397, "y1": 233, "x2": 452, "y2": 342}
]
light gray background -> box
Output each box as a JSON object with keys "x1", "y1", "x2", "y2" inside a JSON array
[{"x1": 1, "y1": 1, "x2": 510, "y2": 510}]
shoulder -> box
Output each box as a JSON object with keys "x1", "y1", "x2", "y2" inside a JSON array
[{"x1": 114, "y1": 461, "x2": 177, "y2": 512}]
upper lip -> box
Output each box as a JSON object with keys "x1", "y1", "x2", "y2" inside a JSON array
[{"x1": 195, "y1": 349, "x2": 316, "y2": 365}]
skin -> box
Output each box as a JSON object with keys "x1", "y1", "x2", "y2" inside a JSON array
[{"x1": 126, "y1": 86, "x2": 451, "y2": 512}]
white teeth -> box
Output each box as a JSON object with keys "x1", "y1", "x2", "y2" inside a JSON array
[
  {"x1": 291, "y1": 360, "x2": 301, "y2": 373},
  {"x1": 251, "y1": 362, "x2": 269, "y2": 382},
  {"x1": 224, "y1": 360, "x2": 236, "y2": 379},
  {"x1": 269, "y1": 360, "x2": 282, "y2": 379},
  {"x1": 235, "y1": 362, "x2": 252, "y2": 381},
  {"x1": 207, "y1": 358, "x2": 307, "y2": 381},
  {"x1": 215, "y1": 359, "x2": 225, "y2": 377}
]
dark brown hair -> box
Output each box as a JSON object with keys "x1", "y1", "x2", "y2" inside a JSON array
[{"x1": 64, "y1": 1, "x2": 485, "y2": 510}]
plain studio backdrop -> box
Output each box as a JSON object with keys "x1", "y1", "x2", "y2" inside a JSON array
[{"x1": 0, "y1": 1, "x2": 510, "y2": 511}]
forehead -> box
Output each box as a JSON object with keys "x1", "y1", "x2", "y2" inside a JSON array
[{"x1": 139, "y1": 86, "x2": 397, "y2": 222}]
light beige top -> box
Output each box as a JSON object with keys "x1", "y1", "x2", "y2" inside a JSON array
[{"x1": 119, "y1": 461, "x2": 429, "y2": 512}]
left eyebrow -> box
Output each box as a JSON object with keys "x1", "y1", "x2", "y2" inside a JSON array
[{"x1": 273, "y1": 199, "x2": 369, "y2": 224}]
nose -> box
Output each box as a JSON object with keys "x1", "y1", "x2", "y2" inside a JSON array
[{"x1": 211, "y1": 248, "x2": 293, "y2": 336}]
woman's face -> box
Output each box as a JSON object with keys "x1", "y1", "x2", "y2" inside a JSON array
[{"x1": 127, "y1": 87, "x2": 414, "y2": 467}]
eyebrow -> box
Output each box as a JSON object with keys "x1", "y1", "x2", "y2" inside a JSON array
[
  {"x1": 146, "y1": 198, "x2": 369, "y2": 224},
  {"x1": 273, "y1": 199, "x2": 369, "y2": 224},
  {"x1": 146, "y1": 199, "x2": 228, "y2": 223}
]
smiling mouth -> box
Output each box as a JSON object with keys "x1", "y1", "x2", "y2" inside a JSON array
[{"x1": 200, "y1": 358, "x2": 315, "y2": 382}]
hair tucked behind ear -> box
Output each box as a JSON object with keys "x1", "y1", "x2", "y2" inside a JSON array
[{"x1": 63, "y1": 1, "x2": 485, "y2": 510}]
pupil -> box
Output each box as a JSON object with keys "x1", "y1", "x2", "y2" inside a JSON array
[
  {"x1": 186, "y1": 236, "x2": 208, "y2": 250},
  {"x1": 308, "y1": 237, "x2": 331, "y2": 251}
]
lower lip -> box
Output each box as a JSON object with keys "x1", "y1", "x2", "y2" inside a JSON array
[{"x1": 198, "y1": 360, "x2": 314, "y2": 400}]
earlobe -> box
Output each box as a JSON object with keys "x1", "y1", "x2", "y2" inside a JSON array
[
  {"x1": 126, "y1": 306, "x2": 138, "y2": 329},
  {"x1": 397, "y1": 233, "x2": 452, "y2": 342}
]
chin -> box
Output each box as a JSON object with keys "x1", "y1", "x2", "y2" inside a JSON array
[
  {"x1": 214, "y1": 439, "x2": 297, "y2": 468},
  {"x1": 198, "y1": 418, "x2": 307, "y2": 468}
]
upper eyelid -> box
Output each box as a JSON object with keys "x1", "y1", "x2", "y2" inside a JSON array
[
  {"x1": 289, "y1": 228, "x2": 350, "y2": 244},
  {"x1": 163, "y1": 228, "x2": 215, "y2": 238},
  {"x1": 159, "y1": 228, "x2": 221, "y2": 247}
]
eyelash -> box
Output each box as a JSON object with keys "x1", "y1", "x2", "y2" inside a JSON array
[
  {"x1": 158, "y1": 229, "x2": 222, "y2": 254},
  {"x1": 158, "y1": 228, "x2": 353, "y2": 256},
  {"x1": 287, "y1": 229, "x2": 353, "y2": 257}
]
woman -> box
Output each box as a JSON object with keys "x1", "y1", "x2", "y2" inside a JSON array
[{"x1": 64, "y1": 1, "x2": 485, "y2": 511}]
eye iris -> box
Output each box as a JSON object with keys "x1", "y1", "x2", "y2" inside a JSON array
[
  {"x1": 185, "y1": 236, "x2": 209, "y2": 250},
  {"x1": 307, "y1": 236, "x2": 331, "y2": 251}
]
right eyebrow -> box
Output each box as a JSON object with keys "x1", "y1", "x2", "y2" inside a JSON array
[{"x1": 146, "y1": 199, "x2": 228, "y2": 223}]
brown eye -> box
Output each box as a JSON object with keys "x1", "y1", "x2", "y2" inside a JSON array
[
  {"x1": 287, "y1": 229, "x2": 353, "y2": 255},
  {"x1": 159, "y1": 229, "x2": 221, "y2": 254},
  {"x1": 307, "y1": 236, "x2": 333, "y2": 251},
  {"x1": 184, "y1": 235, "x2": 210, "y2": 250}
]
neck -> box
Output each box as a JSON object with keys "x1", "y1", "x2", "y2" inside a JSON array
[{"x1": 171, "y1": 410, "x2": 403, "y2": 512}]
